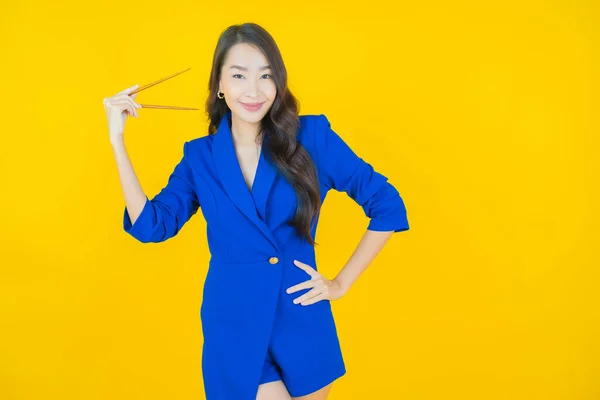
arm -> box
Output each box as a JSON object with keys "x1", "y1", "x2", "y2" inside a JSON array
[
  {"x1": 111, "y1": 136, "x2": 147, "y2": 226},
  {"x1": 334, "y1": 230, "x2": 393, "y2": 292},
  {"x1": 114, "y1": 138, "x2": 200, "y2": 243},
  {"x1": 314, "y1": 114, "x2": 410, "y2": 292}
]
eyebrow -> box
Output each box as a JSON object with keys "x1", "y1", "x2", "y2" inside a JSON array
[{"x1": 229, "y1": 65, "x2": 272, "y2": 71}]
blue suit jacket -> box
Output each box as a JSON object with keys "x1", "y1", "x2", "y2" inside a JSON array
[{"x1": 123, "y1": 111, "x2": 409, "y2": 398}]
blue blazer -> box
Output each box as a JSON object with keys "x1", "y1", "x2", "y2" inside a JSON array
[{"x1": 123, "y1": 111, "x2": 410, "y2": 398}]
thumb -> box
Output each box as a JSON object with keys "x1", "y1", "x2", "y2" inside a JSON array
[{"x1": 118, "y1": 83, "x2": 139, "y2": 95}]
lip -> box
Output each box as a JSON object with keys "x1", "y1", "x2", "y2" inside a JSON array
[{"x1": 240, "y1": 101, "x2": 265, "y2": 112}]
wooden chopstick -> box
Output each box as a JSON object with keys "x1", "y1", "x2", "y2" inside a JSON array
[
  {"x1": 130, "y1": 67, "x2": 199, "y2": 111},
  {"x1": 130, "y1": 68, "x2": 191, "y2": 95},
  {"x1": 138, "y1": 104, "x2": 199, "y2": 111}
]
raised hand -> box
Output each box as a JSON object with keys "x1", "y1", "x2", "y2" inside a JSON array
[{"x1": 103, "y1": 84, "x2": 142, "y2": 143}]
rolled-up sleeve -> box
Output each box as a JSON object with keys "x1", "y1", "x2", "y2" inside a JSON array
[
  {"x1": 123, "y1": 141, "x2": 200, "y2": 243},
  {"x1": 314, "y1": 114, "x2": 410, "y2": 233}
]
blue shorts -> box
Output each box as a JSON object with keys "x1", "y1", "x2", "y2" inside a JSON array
[
  {"x1": 259, "y1": 346, "x2": 283, "y2": 385},
  {"x1": 258, "y1": 345, "x2": 345, "y2": 397},
  {"x1": 257, "y1": 299, "x2": 347, "y2": 397}
]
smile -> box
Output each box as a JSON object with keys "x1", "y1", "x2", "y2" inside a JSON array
[{"x1": 240, "y1": 102, "x2": 265, "y2": 112}]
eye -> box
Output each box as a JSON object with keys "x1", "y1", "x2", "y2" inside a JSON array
[
  {"x1": 233, "y1": 74, "x2": 244, "y2": 79},
  {"x1": 262, "y1": 74, "x2": 272, "y2": 79}
]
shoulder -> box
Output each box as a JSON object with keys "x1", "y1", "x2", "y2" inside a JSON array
[
  {"x1": 187, "y1": 134, "x2": 213, "y2": 148},
  {"x1": 299, "y1": 113, "x2": 329, "y2": 133},
  {"x1": 176, "y1": 135, "x2": 214, "y2": 171},
  {"x1": 298, "y1": 113, "x2": 333, "y2": 148},
  {"x1": 186, "y1": 133, "x2": 217, "y2": 153},
  {"x1": 298, "y1": 113, "x2": 321, "y2": 130},
  {"x1": 299, "y1": 113, "x2": 349, "y2": 157}
]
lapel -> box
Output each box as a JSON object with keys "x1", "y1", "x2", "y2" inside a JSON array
[{"x1": 212, "y1": 111, "x2": 280, "y2": 252}]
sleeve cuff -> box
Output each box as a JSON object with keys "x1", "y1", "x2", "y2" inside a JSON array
[
  {"x1": 367, "y1": 213, "x2": 410, "y2": 233},
  {"x1": 123, "y1": 196, "x2": 155, "y2": 242}
]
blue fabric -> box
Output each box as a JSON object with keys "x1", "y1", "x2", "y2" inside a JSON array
[
  {"x1": 259, "y1": 347, "x2": 282, "y2": 385},
  {"x1": 123, "y1": 111, "x2": 410, "y2": 399}
]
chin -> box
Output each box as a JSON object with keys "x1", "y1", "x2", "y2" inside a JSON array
[{"x1": 237, "y1": 107, "x2": 270, "y2": 122}]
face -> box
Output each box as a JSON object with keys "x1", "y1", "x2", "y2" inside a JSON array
[{"x1": 219, "y1": 43, "x2": 277, "y2": 125}]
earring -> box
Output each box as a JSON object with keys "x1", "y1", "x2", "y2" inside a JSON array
[{"x1": 217, "y1": 90, "x2": 224, "y2": 99}]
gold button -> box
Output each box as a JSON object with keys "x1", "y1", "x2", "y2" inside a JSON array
[{"x1": 269, "y1": 257, "x2": 279, "y2": 265}]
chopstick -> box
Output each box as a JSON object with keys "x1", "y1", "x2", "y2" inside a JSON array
[
  {"x1": 139, "y1": 104, "x2": 199, "y2": 110},
  {"x1": 131, "y1": 68, "x2": 199, "y2": 111}
]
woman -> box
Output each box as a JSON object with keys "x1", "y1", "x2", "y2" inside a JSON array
[{"x1": 103, "y1": 23, "x2": 409, "y2": 400}]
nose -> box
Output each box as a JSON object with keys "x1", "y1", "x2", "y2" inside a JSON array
[{"x1": 246, "y1": 80, "x2": 258, "y2": 97}]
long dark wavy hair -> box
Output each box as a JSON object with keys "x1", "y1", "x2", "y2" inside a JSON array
[{"x1": 205, "y1": 23, "x2": 321, "y2": 246}]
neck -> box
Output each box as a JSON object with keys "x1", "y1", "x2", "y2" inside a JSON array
[{"x1": 230, "y1": 114, "x2": 262, "y2": 147}]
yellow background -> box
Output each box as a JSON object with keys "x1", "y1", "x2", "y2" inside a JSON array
[{"x1": 1, "y1": 0, "x2": 598, "y2": 398}]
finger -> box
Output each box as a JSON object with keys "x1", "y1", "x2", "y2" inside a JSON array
[
  {"x1": 110, "y1": 99, "x2": 138, "y2": 112},
  {"x1": 286, "y1": 280, "x2": 316, "y2": 294},
  {"x1": 107, "y1": 104, "x2": 130, "y2": 116},
  {"x1": 293, "y1": 260, "x2": 318, "y2": 278},
  {"x1": 118, "y1": 104, "x2": 134, "y2": 116},
  {"x1": 112, "y1": 94, "x2": 141, "y2": 109},
  {"x1": 117, "y1": 83, "x2": 139, "y2": 95},
  {"x1": 120, "y1": 94, "x2": 142, "y2": 109},
  {"x1": 106, "y1": 103, "x2": 128, "y2": 115},
  {"x1": 293, "y1": 288, "x2": 320, "y2": 304},
  {"x1": 108, "y1": 99, "x2": 130, "y2": 106},
  {"x1": 300, "y1": 293, "x2": 327, "y2": 306},
  {"x1": 131, "y1": 93, "x2": 141, "y2": 108}
]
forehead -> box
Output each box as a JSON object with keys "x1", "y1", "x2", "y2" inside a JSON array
[{"x1": 223, "y1": 43, "x2": 269, "y2": 68}]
